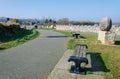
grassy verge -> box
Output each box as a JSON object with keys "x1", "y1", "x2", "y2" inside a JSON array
[
  {"x1": 52, "y1": 30, "x2": 120, "y2": 79},
  {"x1": 54, "y1": 30, "x2": 72, "y2": 36},
  {"x1": 0, "y1": 30, "x2": 39, "y2": 51},
  {"x1": 39, "y1": 28, "x2": 54, "y2": 30},
  {"x1": 39, "y1": 28, "x2": 72, "y2": 36}
]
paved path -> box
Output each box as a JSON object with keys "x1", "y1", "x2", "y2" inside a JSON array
[{"x1": 0, "y1": 30, "x2": 68, "y2": 79}]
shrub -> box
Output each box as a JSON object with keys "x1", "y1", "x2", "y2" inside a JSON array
[{"x1": 0, "y1": 23, "x2": 33, "y2": 42}]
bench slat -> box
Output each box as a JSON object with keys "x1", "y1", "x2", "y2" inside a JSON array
[
  {"x1": 74, "y1": 45, "x2": 87, "y2": 58},
  {"x1": 68, "y1": 44, "x2": 88, "y2": 72}
]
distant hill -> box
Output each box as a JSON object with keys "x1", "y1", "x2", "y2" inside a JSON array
[{"x1": 0, "y1": 17, "x2": 9, "y2": 22}]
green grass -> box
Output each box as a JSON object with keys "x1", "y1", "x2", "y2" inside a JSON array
[
  {"x1": 86, "y1": 71, "x2": 93, "y2": 74},
  {"x1": 52, "y1": 30, "x2": 120, "y2": 79},
  {"x1": 53, "y1": 30, "x2": 72, "y2": 36},
  {"x1": 75, "y1": 34, "x2": 120, "y2": 79},
  {"x1": 67, "y1": 38, "x2": 75, "y2": 49},
  {"x1": 39, "y1": 28, "x2": 54, "y2": 30},
  {"x1": 39, "y1": 28, "x2": 72, "y2": 36},
  {"x1": 0, "y1": 30, "x2": 39, "y2": 51}
]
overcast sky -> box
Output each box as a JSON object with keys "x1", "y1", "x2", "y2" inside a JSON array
[{"x1": 0, "y1": 0, "x2": 119, "y2": 23}]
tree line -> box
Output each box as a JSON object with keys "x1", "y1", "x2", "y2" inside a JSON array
[
  {"x1": 39, "y1": 18, "x2": 97, "y2": 26},
  {"x1": 1, "y1": 17, "x2": 97, "y2": 26}
]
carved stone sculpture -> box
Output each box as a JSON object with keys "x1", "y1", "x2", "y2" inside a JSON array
[{"x1": 100, "y1": 16, "x2": 112, "y2": 31}]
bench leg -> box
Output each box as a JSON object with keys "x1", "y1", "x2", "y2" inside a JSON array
[
  {"x1": 74, "y1": 62, "x2": 80, "y2": 73},
  {"x1": 74, "y1": 62, "x2": 86, "y2": 74}
]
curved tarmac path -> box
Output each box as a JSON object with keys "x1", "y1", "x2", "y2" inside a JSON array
[{"x1": 0, "y1": 30, "x2": 68, "y2": 79}]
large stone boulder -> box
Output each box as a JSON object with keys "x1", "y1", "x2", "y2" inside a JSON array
[{"x1": 100, "y1": 16, "x2": 112, "y2": 31}]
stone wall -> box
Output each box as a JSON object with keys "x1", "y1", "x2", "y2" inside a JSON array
[{"x1": 56, "y1": 25, "x2": 120, "y2": 35}]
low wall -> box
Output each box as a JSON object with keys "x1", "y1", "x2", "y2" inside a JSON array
[{"x1": 56, "y1": 25, "x2": 120, "y2": 35}]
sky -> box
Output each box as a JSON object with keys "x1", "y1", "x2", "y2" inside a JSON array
[{"x1": 0, "y1": 0, "x2": 120, "y2": 23}]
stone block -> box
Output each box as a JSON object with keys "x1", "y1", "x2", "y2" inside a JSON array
[
  {"x1": 98, "y1": 31, "x2": 116, "y2": 45},
  {"x1": 98, "y1": 31, "x2": 106, "y2": 44},
  {"x1": 105, "y1": 32, "x2": 116, "y2": 45}
]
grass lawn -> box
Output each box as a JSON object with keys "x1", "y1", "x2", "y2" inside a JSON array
[{"x1": 52, "y1": 29, "x2": 120, "y2": 79}]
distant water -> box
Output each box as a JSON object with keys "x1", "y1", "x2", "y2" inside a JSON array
[{"x1": 113, "y1": 23, "x2": 120, "y2": 25}]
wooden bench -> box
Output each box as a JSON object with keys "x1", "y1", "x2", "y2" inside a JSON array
[
  {"x1": 68, "y1": 44, "x2": 88, "y2": 73},
  {"x1": 72, "y1": 32, "x2": 80, "y2": 39}
]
